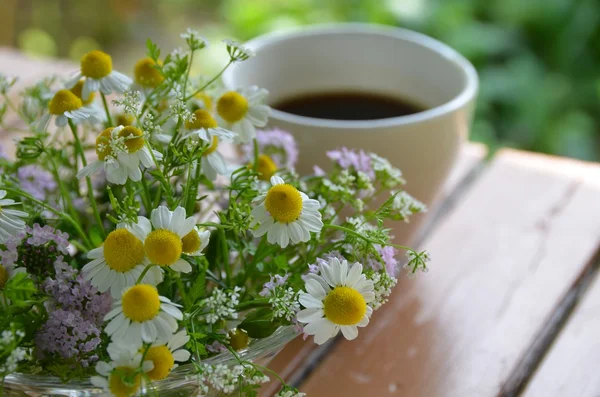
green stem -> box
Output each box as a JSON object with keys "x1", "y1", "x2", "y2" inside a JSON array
[
  {"x1": 45, "y1": 150, "x2": 80, "y2": 222},
  {"x1": 145, "y1": 141, "x2": 174, "y2": 205},
  {"x1": 183, "y1": 50, "x2": 195, "y2": 95},
  {"x1": 174, "y1": 273, "x2": 191, "y2": 310},
  {"x1": 182, "y1": 161, "x2": 194, "y2": 215},
  {"x1": 236, "y1": 298, "x2": 270, "y2": 311},
  {"x1": 4, "y1": 187, "x2": 92, "y2": 249},
  {"x1": 68, "y1": 120, "x2": 105, "y2": 237},
  {"x1": 184, "y1": 60, "x2": 233, "y2": 101},
  {"x1": 100, "y1": 93, "x2": 113, "y2": 127},
  {"x1": 219, "y1": 228, "x2": 232, "y2": 285},
  {"x1": 136, "y1": 264, "x2": 156, "y2": 284},
  {"x1": 139, "y1": 174, "x2": 152, "y2": 213}
]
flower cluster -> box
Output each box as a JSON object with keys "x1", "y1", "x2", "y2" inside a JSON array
[{"x1": 0, "y1": 30, "x2": 429, "y2": 396}]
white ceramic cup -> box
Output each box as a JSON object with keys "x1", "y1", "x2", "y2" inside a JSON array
[{"x1": 223, "y1": 23, "x2": 478, "y2": 243}]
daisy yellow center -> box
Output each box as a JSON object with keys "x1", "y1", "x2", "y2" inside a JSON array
[
  {"x1": 217, "y1": 91, "x2": 248, "y2": 123},
  {"x1": 70, "y1": 80, "x2": 95, "y2": 105},
  {"x1": 323, "y1": 286, "x2": 366, "y2": 326},
  {"x1": 144, "y1": 345, "x2": 175, "y2": 380},
  {"x1": 116, "y1": 113, "x2": 135, "y2": 126},
  {"x1": 186, "y1": 109, "x2": 218, "y2": 130},
  {"x1": 144, "y1": 229, "x2": 182, "y2": 266},
  {"x1": 203, "y1": 136, "x2": 219, "y2": 156},
  {"x1": 264, "y1": 184, "x2": 302, "y2": 224},
  {"x1": 134, "y1": 57, "x2": 164, "y2": 88},
  {"x1": 48, "y1": 89, "x2": 83, "y2": 115},
  {"x1": 118, "y1": 126, "x2": 145, "y2": 153},
  {"x1": 81, "y1": 50, "x2": 113, "y2": 79},
  {"x1": 121, "y1": 284, "x2": 161, "y2": 322},
  {"x1": 181, "y1": 230, "x2": 201, "y2": 254},
  {"x1": 0, "y1": 265, "x2": 8, "y2": 289},
  {"x1": 255, "y1": 154, "x2": 277, "y2": 181},
  {"x1": 96, "y1": 128, "x2": 114, "y2": 160},
  {"x1": 109, "y1": 366, "x2": 141, "y2": 397},
  {"x1": 195, "y1": 92, "x2": 213, "y2": 111},
  {"x1": 103, "y1": 229, "x2": 145, "y2": 273}
]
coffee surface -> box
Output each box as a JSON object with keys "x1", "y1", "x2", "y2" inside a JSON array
[{"x1": 273, "y1": 92, "x2": 425, "y2": 120}]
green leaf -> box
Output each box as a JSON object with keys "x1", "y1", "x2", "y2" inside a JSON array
[
  {"x1": 3, "y1": 273, "x2": 37, "y2": 306},
  {"x1": 189, "y1": 270, "x2": 205, "y2": 303},
  {"x1": 238, "y1": 308, "x2": 281, "y2": 338},
  {"x1": 146, "y1": 38, "x2": 160, "y2": 61}
]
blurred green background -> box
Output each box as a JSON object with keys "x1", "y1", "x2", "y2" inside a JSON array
[{"x1": 1, "y1": 0, "x2": 599, "y2": 160}]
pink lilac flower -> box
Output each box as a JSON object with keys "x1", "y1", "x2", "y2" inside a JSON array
[
  {"x1": 35, "y1": 309, "x2": 102, "y2": 367},
  {"x1": 326, "y1": 147, "x2": 374, "y2": 179},
  {"x1": 43, "y1": 255, "x2": 111, "y2": 325},
  {"x1": 206, "y1": 341, "x2": 228, "y2": 354},
  {"x1": 242, "y1": 128, "x2": 298, "y2": 168},
  {"x1": 259, "y1": 274, "x2": 289, "y2": 297},
  {"x1": 367, "y1": 245, "x2": 399, "y2": 276},
  {"x1": 17, "y1": 165, "x2": 57, "y2": 200}
]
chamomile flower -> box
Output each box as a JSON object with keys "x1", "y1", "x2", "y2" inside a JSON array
[
  {"x1": 104, "y1": 284, "x2": 183, "y2": 345},
  {"x1": 127, "y1": 206, "x2": 196, "y2": 273},
  {"x1": 70, "y1": 79, "x2": 105, "y2": 124},
  {"x1": 91, "y1": 346, "x2": 154, "y2": 397},
  {"x1": 253, "y1": 153, "x2": 278, "y2": 181},
  {"x1": 0, "y1": 190, "x2": 28, "y2": 244},
  {"x1": 66, "y1": 50, "x2": 132, "y2": 100},
  {"x1": 38, "y1": 89, "x2": 97, "y2": 129},
  {"x1": 77, "y1": 125, "x2": 162, "y2": 185},
  {"x1": 297, "y1": 257, "x2": 375, "y2": 345},
  {"x1": 250, "y1": 176, "x2": 323, "y2": 248},
  {"x1": 108, "y1": 330, "x2": 191, "y2": 381},
  {"x1": 215, "y1": 86, "x2": 270, "y2": 143},
  {"x1": 181, "y1": 227, "x2": 210, "y2": 256},
  {"x1": 181, "y1": 108, "x2": 236, "y2": 143},
  {"x1": 82, "y1": 220, "x2": 163, "y2": 298},
  {"x1": 0, "y1": 262, "x2": 26, "y2": 289},
  {"x1": 133, "y1": 57, "x2": 164, "y2": 89}
]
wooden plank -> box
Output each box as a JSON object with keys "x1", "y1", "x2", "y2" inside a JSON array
[
  {"x1": 261, "y1": 142, "x2": 487, "y2": 396},
  {"x1": 298, "y1": 149, "x2": 600, "y2": 397},
  {"x1": 521, "y1": 254, "x2": 600, "y2": 397}
]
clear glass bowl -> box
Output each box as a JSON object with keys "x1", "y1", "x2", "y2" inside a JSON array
[{"x1": 3, "y1": 326, "x2": 297, "y2": 397}]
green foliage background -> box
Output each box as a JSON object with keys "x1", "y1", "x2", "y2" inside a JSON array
[{"x1": 3, "y1": 0, "x2": 600, "y2": 160}]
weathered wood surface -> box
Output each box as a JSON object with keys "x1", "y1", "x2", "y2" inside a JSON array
[
  {"x1": 262, "y1": 143, "x2": 488, "y2": 396},
  {"x1": 298, "y1": 150, "x2": 600, "y2": 397},
  {"x1": 521, "y1": 254, "x2": 600, "y2": 397}
]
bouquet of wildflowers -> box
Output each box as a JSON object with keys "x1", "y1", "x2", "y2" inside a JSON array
[{"x1": 0, "y1": 29, "x2": 429, "y2": 396}]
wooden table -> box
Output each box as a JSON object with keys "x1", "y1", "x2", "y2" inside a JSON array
[{"x1": 2, "y1": 50, "x2": 600, "y2": 397}]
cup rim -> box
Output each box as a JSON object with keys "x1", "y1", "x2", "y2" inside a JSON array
[{"x1": 222, "y1": 23, "x2": 479, "y2": 130}]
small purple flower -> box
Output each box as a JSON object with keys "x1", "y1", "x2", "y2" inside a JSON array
[
  {"x1": 35, "y1": 309, "x2": 102, "y2": 367},
  {"x1": 206, "y1": 341, "x2": 228, "y2": 354},
  {"x1": 367, "y1": 245, "x2": 399, "y2": 276},
  {"x1": 313, "y1": 165, "x2": 326, "y2": 177},
  {"x1": 242, "y1": 128, "x2": 298, "y2": 168},
  {"x1": 17, "y1": 165, "x2": 56, "y2": 200},
  {"x1": 326, "y1": 147, "x2": 374, "y2": 179},
  {"x1": 259, "y1": 273, "x2": 289, "y2": 297}
]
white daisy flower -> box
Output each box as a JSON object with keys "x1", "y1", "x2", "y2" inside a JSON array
[
  {"x1": 250, "y1": 176, "x2": 323, "y2": 248},
  {"x1": 77, "y1": 125, "x2": 162, "y2": 185},
  {"x1": 215, "y1": 86, "x2": 270, "y2": 143},
  {"x1": 223, "y1": 39, "x2": 255, "y2": 61},
  {"x1": 127, "y1": 206, "x2": 196, "y2": 273},
  {"x1": 82, "y1": 218, "x2": 163, "y2": 298},
  {"x1": 0, "y1": 190, "x2": 28, "y2": 244},
  {"x1": 297, "y1": 257, "x2": 375, "y2": 345},
  {"x1": 180, "y1": 108, "x2": 236, "y2": 143},
  {"x1": 104, "y1": 284, "x2": 183, "y2": 345},
  {"x1": 181, "y1": 226, "x2": 210, "y2": 256},
  {"x1": 38, "y1": 89, "x2": 97, "y2": 130},
  {"x1": 107, "y1": 329, "x2": 191, "y2": 381},
  {"x1": 66, "y1": 50, "x2": 132, "y2": 100},
  {"x1": 69, "y1": 79, "x2": 106, "y2": 125},
  {"x1": 0, "y1": 262, "x2": 26, "y2": 289},
  {"x1": 90, "y1": 345, "x2": 154, "y2": 397}
]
